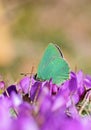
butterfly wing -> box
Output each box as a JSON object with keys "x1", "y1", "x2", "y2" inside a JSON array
[
  {"x1": 37, "y1": 43, "x2": 70, "y2": 84},
  {"x1": 37, "y1": 43, "x2": 63, "y2": 71}
]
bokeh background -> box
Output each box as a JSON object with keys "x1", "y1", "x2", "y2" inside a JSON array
[{"x1": 0, "y1": 0, "x2": 91, "y2": 81}]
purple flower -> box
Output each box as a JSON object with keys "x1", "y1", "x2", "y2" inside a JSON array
[
  {"x1": 41, "y1": 108, "x2": 83, "y2": 130},
  {"x1": 12, "y1": 102, "x2": 39, "y2": 130},
  {"x1": 84, "y1": 75, "x2": 91, "y2": 88},
  {"x1": 77, "y1": 70, "x2": 85, "y2": 96},
  {"x1": 3, "y1": 85, "x2": 17, "y2": 96},
  {"x1": 10, "y1": 92, "x2": 22, "y2": 108},
  {"x1": 42, "y1": 79, "x2": 59, "y2": 96},
  {"x1": 1, "y1": 70, "x2": 91, "y2": 130},
  {"x1": 68, "y1": 72, "x2": 77, "y2": 93},
  {"x1": 0, "y1": 97, "x2": 12, "y2": 130},
  {"x1": 59, "y1": 72, "x2": 78, "y2": 106},
  {"x1": 16, "y1": 76, "x2": 35, "y2": 94},
  {"x1": 13, "y1": 116, "x2": 39, "y2": 130},
  {"x1": 30, "y1": 81, "x2": 42, "y2": 102},
  {"x1": 0, "y1": 81, "x2": 5, "y2": 89}
]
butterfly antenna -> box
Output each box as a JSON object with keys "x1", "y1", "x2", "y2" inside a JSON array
[{"x1": 20, "y1": 66, "x2": 35, "y2": 76}]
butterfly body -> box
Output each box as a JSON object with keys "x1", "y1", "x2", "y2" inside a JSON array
[{"x1": 37, "y1": 43, "x2": 70, "y2": 85}]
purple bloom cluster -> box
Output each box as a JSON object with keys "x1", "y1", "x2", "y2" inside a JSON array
[{"x1": 0, "y1": 70, "x2": 91, "y2": 130}]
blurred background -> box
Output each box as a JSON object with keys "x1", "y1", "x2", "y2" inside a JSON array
[{"x1": 0, "y1": 0, "x2": 91, "y2": 81}]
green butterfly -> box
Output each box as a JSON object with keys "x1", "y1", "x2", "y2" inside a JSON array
[{"x1": 37, "y1": 43, "x2": 70, "y2": 85}]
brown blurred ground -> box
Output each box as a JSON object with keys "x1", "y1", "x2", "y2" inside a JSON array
[{"x1": 0, "y1": 0, "x2": 91, "y2": 80}]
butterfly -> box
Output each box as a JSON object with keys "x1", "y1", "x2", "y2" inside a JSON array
[{"x1": 37, "y1": 43, "x2": 70, "y2": 85}]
